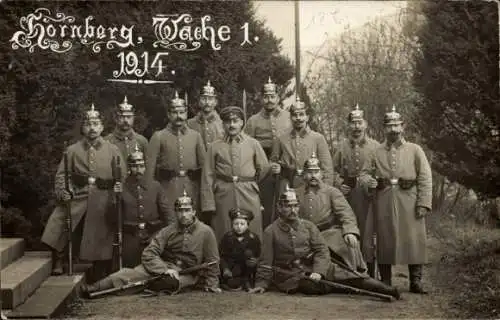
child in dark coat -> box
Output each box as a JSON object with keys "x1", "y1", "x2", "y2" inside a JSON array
[{"x1": 219, "y1": 208, "x2": 261, "y2": 291}]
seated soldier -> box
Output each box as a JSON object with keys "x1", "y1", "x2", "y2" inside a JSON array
[
  {"x1": 82, "y1": 191, "x2": 222, "y2": 296},
  {"x1": 219, "y1": 208, "x2": 261, "y2": 291},
  {"x1": 249, "y1": 186, "x2": 400, "y2": 300},
  {"x1": 296, "y1": 153, "x2": 367, "y2": 274}
]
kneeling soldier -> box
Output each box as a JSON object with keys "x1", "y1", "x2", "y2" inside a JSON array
[
  {"x1": 249, "y1": 187, "x2": 400, "y2": 300},
  {"x1": 219, "y1": 208, "x2": 261, "y2": 291},
  {"x1": 113, "y1": 144, "x2": 169, "y2": 268},
  {"x1": 82, "y1": 192, "x2": 222, "y2": 296}
]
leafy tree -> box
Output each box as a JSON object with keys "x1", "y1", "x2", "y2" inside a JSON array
[
  {"x1": 413, "y1": 1, "x2": 499, "y2": 198},
  {"x1": 0, "y1": 1, "x2": 293, "y2": 247}
]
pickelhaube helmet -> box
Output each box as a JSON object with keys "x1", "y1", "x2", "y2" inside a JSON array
[
  {"x1": 174, "y1": 190, "x2": 193, "y2": 210},
  {"x1": 384, "y1": 105, "x2": 403, "y2": 125},
  {"x1": 228, "y1": 208, "x2": 254, "y2": 221},
  {"x1": 290, "y1": 97, "x2": 306, "y2": 113},
  {"x1": 303, "y1": 152, "x2": 321, "y2": 171},
  {"x1": 170, "y1": 91, "x2": 186, "y2": 109},
  {"x1": 84, "y1": 103, "x2": 101, "y2": 121},
  {"x1": 348, "y1": 103, "x2": 364, "y2": 122},
  {"x1": 263, "y1": 77, "x2": 277, "y2": 95},
  {"x1": 127, "y1": 144, "x2": 144, "y2": 165},
  {"x1": 117, "y1": 96, "x2": 134, "y2": 116},
  {"x1": 278, "y1": 184, "x2": 299, "y2": 205},
  {"x1": 201, "y1": 80, "x2": 216, "y2": 97}
]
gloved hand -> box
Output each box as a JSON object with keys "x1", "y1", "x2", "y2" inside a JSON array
[
  {"x1": 344, "y1": 233, "x2": 359, "y2": 249},
  {"x1": 59, "y1": 189, "x2": 73, "y2": 202},
  {"x1": 271, "y1": 162, "x2": 281, "y2": 174},
  {"x1": 163, "y1": 268, "x2": 180, "y2": 280},
  {"x1": 222, "y1": 268, "x2": 233, "y2": 279},
  {"x1": 113, "y1": 182, "x2": 122, "y2": 193},
  {"x1": 248, "y1": 286, "x2": 266, "y2": 294},
  {"x1": 340, "y1": 184, "x2": 351, "y2": 195},
  {"x1": 309, "y1": 272, "x2": 322, "y2": 281},
  {"x1": 246, "y1": 257, "x2": 258, "y2": 268},
  {"x1": 416, "y1": 206, "x2": 430, "y2": 219}
]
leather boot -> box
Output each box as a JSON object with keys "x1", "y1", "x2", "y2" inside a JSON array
[
  {"x1": 378, "y1": 264, "x2": 392, "y2": 286},
  {"x1": 357, "y1": 277, "x2": 401, "y2": 300},
  {"x1": 409, "y1": 264, "x2": 428, "y2": 294},
  {"x1": 366, "y1": 262, "x2": 377, "y2": 279},
  {"x1": 51, "y1": 250, "x2": 64, "y2": 276},
  {"x1": 81, "y1": 277, "x2": 114, "y2": 299}
]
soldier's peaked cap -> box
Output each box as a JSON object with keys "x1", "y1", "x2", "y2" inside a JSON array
[
  {"x1": 228, "y1": 208, "x2": 254, "y2": 222},
  {"x1": 220, "y1": 106, "x2": 245, "y2": 122}
]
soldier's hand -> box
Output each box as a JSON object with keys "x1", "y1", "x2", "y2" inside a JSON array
[
  {"x1": 367, "y1": 177, "x2": 378, "y2": 189},
  {"x1": 164, "y1": 269, "x2": 180, "y2": 280},
  {"x1": 248, "y1": 286, "x2": 266, "y2": 294},
  {"x1": 344, "y1": 233, "x2": 359, "y2": 249},
  {"x1": 246, "y1": 257, "x2": 258, "y2": 268},
  {"x1": 204, "y1": 286, "x2": 222, "y2": 293},
  {"x1": 271, "y1": 162, "x2": 281, "y2": 174},
  {"x1": 113, "y1": 182, "x2": 122, "y2": 193},
  {"x1": 340, "y1": 184, "x2": 351, "y2": 195},
  {"x1": 60, "y1": 190, "x2": 73, "y2": 202},
  {"x1": 222, "y1": 268, "x2": 233, "y2": 279},
  {"x1": 416, "y1": 206, "x2": 430, "y2": 219},
  {"x1": 309, "y1": 272, "x2": 322, "y2": 282}
]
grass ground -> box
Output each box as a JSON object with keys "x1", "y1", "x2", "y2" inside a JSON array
[{"x1": 62, "y1": 213, "x2": 500, "y2": 319}]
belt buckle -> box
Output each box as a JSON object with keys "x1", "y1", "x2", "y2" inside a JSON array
[
  {"x1": 390, "y1": 178, "x2": 398, "y2": 186},
  {"x1": 88, "y1": 176, "x2": 96, "y2": 185},
  {"x1": 138, "y1": 222, "x2": 146, "y2": 230},
  {"x1": 178, "y1": 170, "x2": 186, "y2": 177},
  {"x1": 296, "y1": 169, "x2": 303, "y2": 176},
  {"x1": 232, "y1": 176, "x2": 239, "y2": 182}
]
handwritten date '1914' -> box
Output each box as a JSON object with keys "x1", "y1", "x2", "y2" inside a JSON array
[{"x1": 112, "y1": 51, "x2": 172, "y2": 78}]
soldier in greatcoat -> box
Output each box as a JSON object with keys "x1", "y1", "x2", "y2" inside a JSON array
[
  {"x1": 296, "y1": 153, "x2": 367, "y2": 274},
  {"x1": 245, "y1": 77, "x2": 292, "y2": 229},
  {"x1": 201, "y1": 106, "x2": 270, "y2": 242},
  {"x1": 332, "y1": 104, "x2": 380, "y2": 277},
  {"x1": 248, "y1": 187, "x2": 400, "y2": 300},
  {"x1": 270, "y1": 97, "x2": 334, "y2": 221},
  {"x1": 41, "y1": 104, "x2": 126, "y2": 281},
  {"x1": 145, "y1": 91, "x2": 206, "y2": 217},
  {"x1": 82, "y1": 192, "x2": 222, "y2": 296},
  {"x1": 187, "y1": 81, "x2": 224, "y2": 149},
  {"x1": 359, "y1": 106, "x2": 432, "y2": 294},
  {"x1": 112, "y1": 145, "x2": 170, "y2": 268},
  {"x1": 104, "y1": 96, "x2": 148, "y2": 169}
]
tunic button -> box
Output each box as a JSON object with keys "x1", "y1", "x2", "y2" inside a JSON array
[{"x1": 139, "y1": 205, "x2": 144, "y2": 209}]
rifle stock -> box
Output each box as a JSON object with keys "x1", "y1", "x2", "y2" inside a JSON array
[
  {"x1": 112, "y1": 156, "x2": 123, "y2": 271},
  {"x1": 258, "y1": 264, "x2": 393, "y2": 302},
  {"x1": 63, "y1": 141, "x2": 73, "y2": 276},
  {"x1": 88, "y1": 260, "x2": 217, "y2": 298}
]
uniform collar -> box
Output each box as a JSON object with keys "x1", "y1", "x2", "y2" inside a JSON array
[
  {"x1": 305, "y1": 181, "x2": 325, "y2": 193},
  {"x1": 384, "y1": 137, "x2": 406, "y2": 150},
  {"x1": 224, "y1": 132, "x2": 244, "y2": 143},
  {"x1": 349, "y1": 135, "x2": 367, "y2": 147},
  {"x1": 112, "y1": 128, "x2": 135, "y2": 141},
  {"x1": 197, "y1": 111, "x2": 219, "y2": 124},
  {"x1": 260, "y1": 108, "x2": 281, "y2": 119},
  {"x1": 167, "y1": 123, "x2": 188, "y2": 135},
  {"x1": 277, "y1": 217, "x2": 301, "y2": 232},
  {"x1": 291, "y1": 126, "x2": 310, "y2": 138},
  {"x1": 176, "y1": 218, "x2": 199, "y2": 234},
  {"x1": 82, "y1": 137, "x2": 104, "y2": 150}
]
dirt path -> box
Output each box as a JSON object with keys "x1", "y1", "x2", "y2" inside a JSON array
[{"x1": 66, "y1": 235, "x2": 454, "y2": 319}]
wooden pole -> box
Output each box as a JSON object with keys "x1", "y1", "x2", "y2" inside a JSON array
[{"x1": 294, "y1": 0, "x2": 301, "y2": 99}]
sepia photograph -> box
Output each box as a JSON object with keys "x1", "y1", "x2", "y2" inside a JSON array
[{"x1": 1, "y1": 0, "x2": 499, "y2": 319}]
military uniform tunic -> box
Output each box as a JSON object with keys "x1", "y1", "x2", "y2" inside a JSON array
[
  {"x1": 201, "y1": 133, "x2": 270, "y2": 242},
  {"x1": 245, "y1": 108, "x2": 292, "y2": 229},
  {"x1": 103, "y1": 219, "x2": 220, "y2": 291},
  {"x1": 187, "y1": 111, "x2": 224, "y2": 150},
  {"x1": 296, "y1": 182, "x2": 367, "y2": 273},
  {"x1": 41, "y1": 137, "x2": 126, "y2": 261},
  {"x1": 104, "y1": 129, "x2": 148, "y2": 168},
  {"x1": 118, "y1": 176, "x2": 170, "y2": 267},
  {"x1": 359, "y1": 139, "x2": 432, "y2": 264},
  {"x1": 146, "y1": 124, "x2": 206, "y2": 216},
  {"x1": 332, "y1": 137, "x2": 380, "y2": 260}
]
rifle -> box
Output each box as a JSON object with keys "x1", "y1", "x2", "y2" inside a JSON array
[
  {"x1": 112, "y1": 156, "x2": 123, "y2": 271},
  {"x1": 242, "y1": 89, "x2": 247, "y2": 123},
  {"x1": 63, "y1": 141, "x2": 73, "y2": 276},
  {"x1": 258, "y1": 264, "x2": 394, "y2": 302},
  {"x1": 88, "y1": 260, "x2": 217, "y2": 298},
  {"x1": 368, "y1": 162, "x2": 378, "y2": 280}
]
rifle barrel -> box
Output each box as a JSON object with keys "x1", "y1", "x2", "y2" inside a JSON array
[{"x1": 63, "y1": 141, "x2": 73, "y2": 276}]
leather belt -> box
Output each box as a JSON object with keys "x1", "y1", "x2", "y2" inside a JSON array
[
  {"x1": 123, "y1": 220, "x2": 163, "y2": 235},
  {"x1": 215, "y1": 173, "x2": 255, "y2": 183},
  {"x1": 72, "y1": 173, "x2": 114, "y2": 189},
  {"x1": 158, "y1": 168, "x2": 201, "y2": 182},
  {"x1": 316, "y1": 219, "x2": 335, "y2": 232},
  {"x1": 342, "y1": 176, "x2": 359, "y2": 189},
  {"x1": 377, "y1": 177, "x2": 417, "y2": 190}
]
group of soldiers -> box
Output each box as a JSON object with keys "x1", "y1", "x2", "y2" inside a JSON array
[{"x1": 41, "y1": 77, "x2": 432, "y2": 301}]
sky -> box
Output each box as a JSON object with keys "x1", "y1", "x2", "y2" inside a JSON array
[{"x1": 253, "y1": 1, "x2": 406, "y2": 75}]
